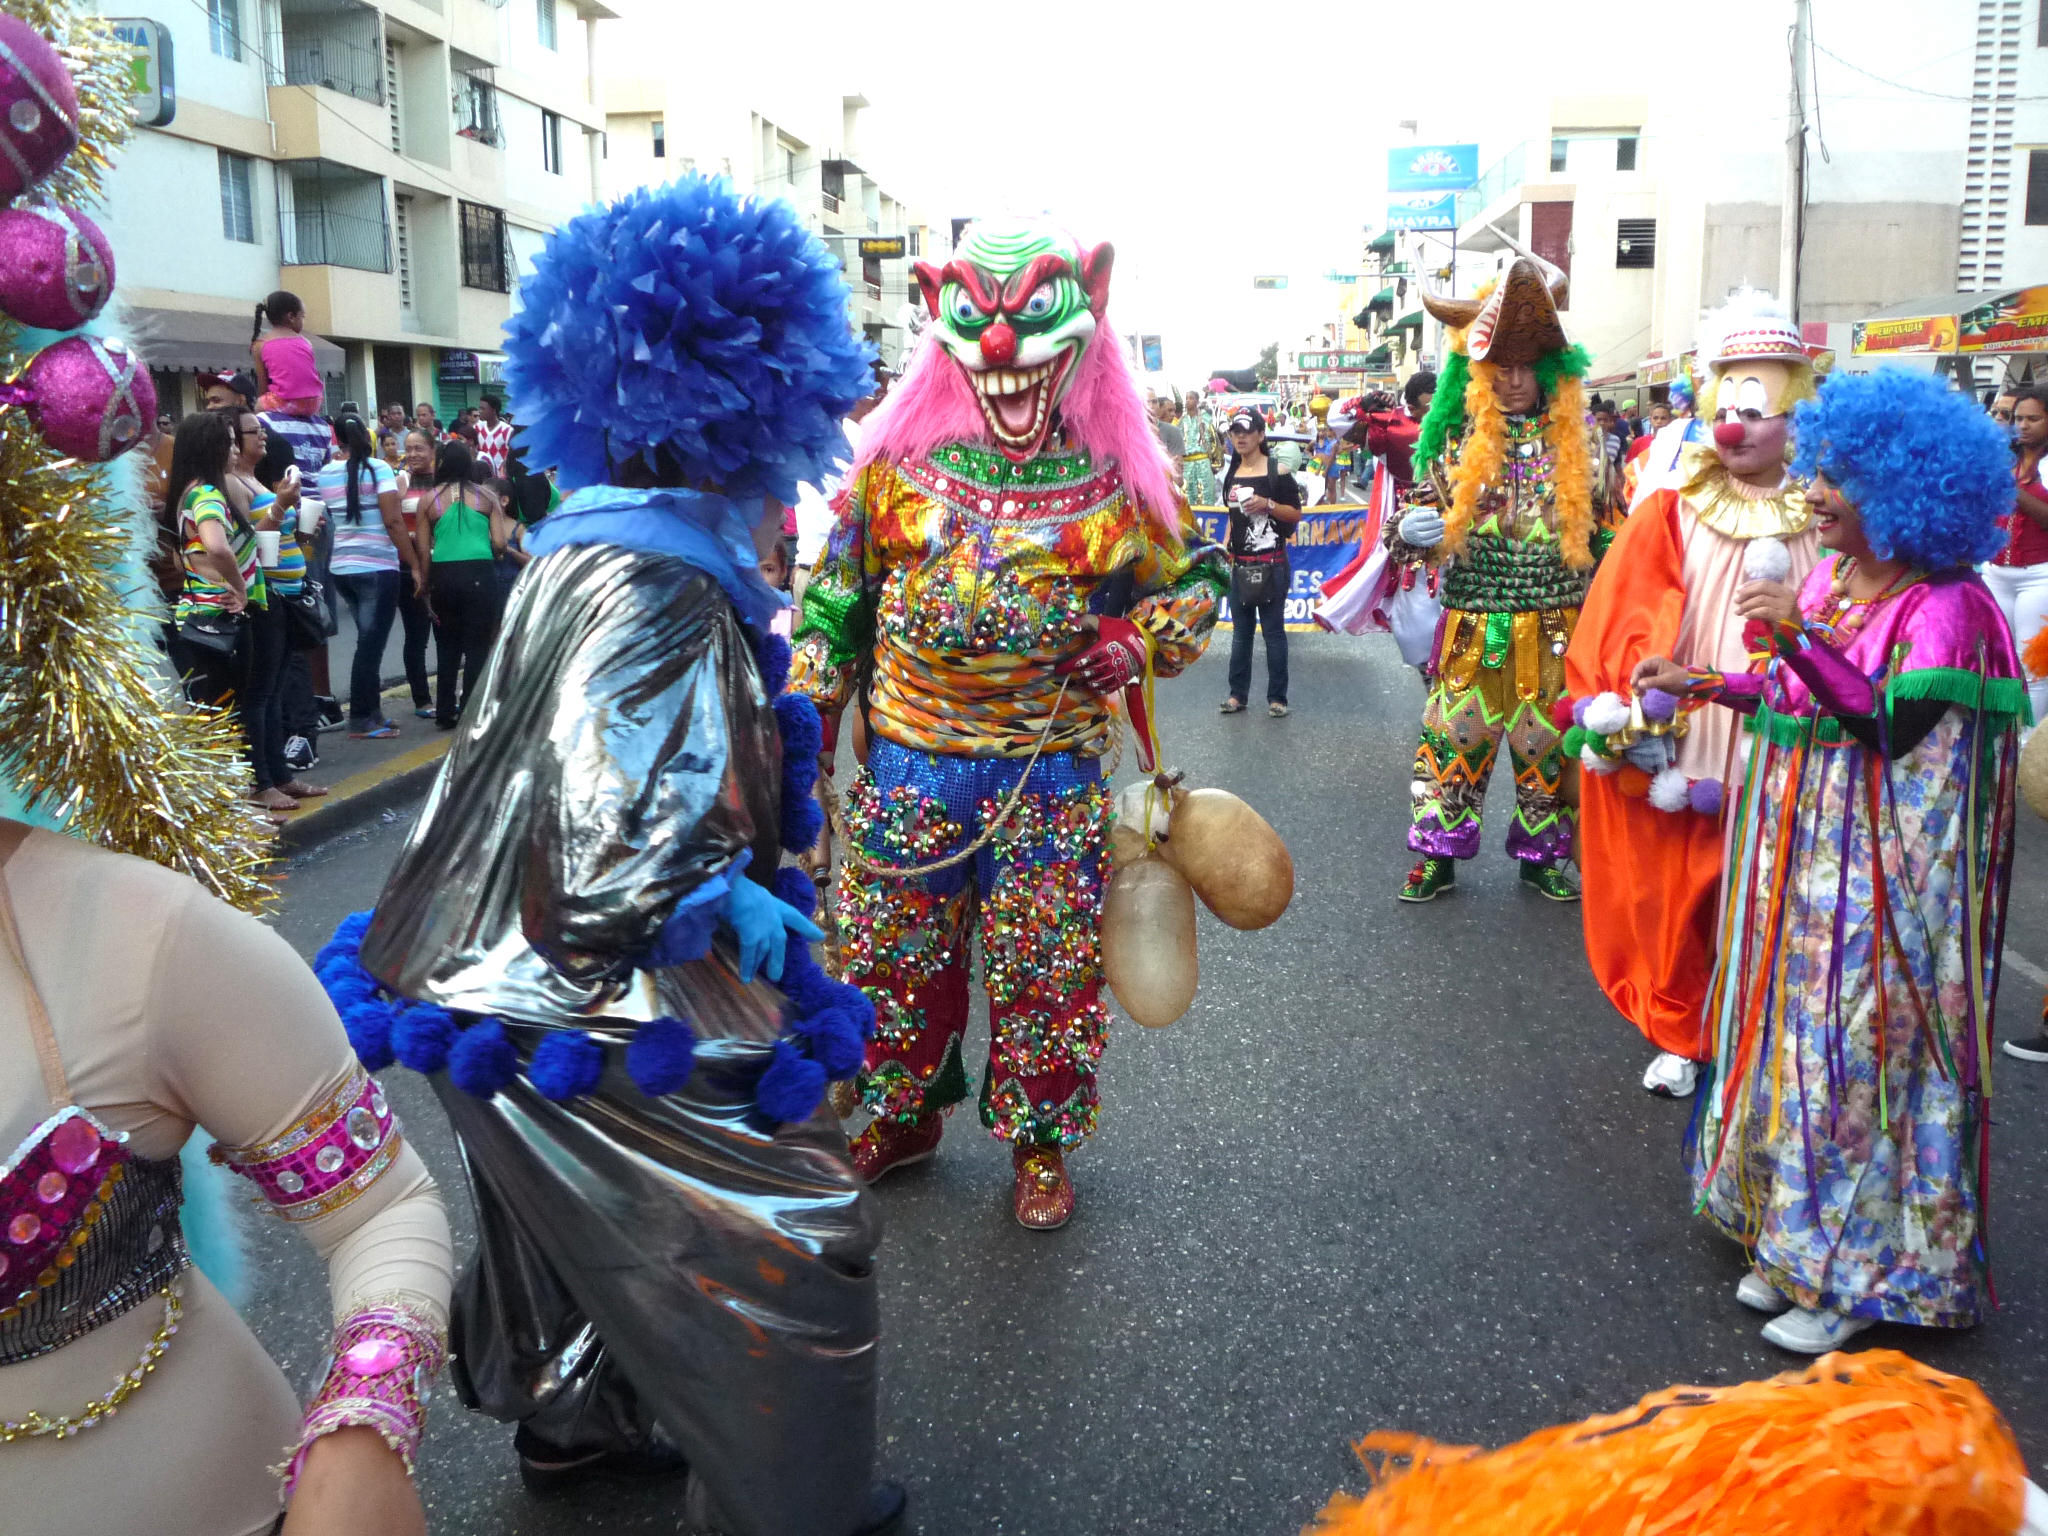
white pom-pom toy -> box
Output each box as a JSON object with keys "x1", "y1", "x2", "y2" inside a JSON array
[
  {"x1": 1581, "y1": 746, "x2": 1621, "y2": 775},
  {"x1": 1648, "y1": 768, "x2": 1692, "y2": 813},
  {"x1": 1583, "y1": 692, "x2": 1632, "y2": 737},
  {"x1": 1743, "y1": 536, "x2": 1792, "y2": 584}
]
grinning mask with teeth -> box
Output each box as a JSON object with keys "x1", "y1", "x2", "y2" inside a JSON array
[{"x1": 914, "y1": 220, "x2": 1111, "y2": 462}]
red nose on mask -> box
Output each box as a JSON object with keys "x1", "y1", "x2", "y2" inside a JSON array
[
  {"x1": 980, "y1": 322, "x2": 1019, "y2": 366},
  {"x1": 1713, "y1": 420, "x2": 1747, "y2": 448}
]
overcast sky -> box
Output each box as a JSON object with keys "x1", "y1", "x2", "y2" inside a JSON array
[{"x1": 702, "y1": 0, "x2": 1976, "y2": 389}]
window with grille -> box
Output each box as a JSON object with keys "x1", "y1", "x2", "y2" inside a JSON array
[
  {"x1": 208, "y1": 0, "x2": 240, "y2": 59},
  {"x1": 542, "y1": 111, "x2": 564, "y2": 175},
  {"x1": 651, "y1": 117, "x2": 665, "y2": 158},
  {"x1": 1616, "y1": 136, "x2": 1639, "y2": 171},
  {"x1": 1616, "y1": 217, "x2": 1657, "y2": 267},
  {"x1": 537, "y1": 0, "x2": 558, "y2": 49},
  {"x1": 460, "y1": 201, "x2": 509, "y2": 292},
  {"x1": 219, "y1": 150, "x2": 256, "y2": 243},
  {"x1": 454, "y1": 73, "x2": 500, "y2": 147},
  {"x1": 2029, "y1": 151, "x2": 2048, "y2": 224}
]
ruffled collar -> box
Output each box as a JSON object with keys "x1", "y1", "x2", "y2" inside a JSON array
[
  {"x1": 526, "y1": 485, "x2": 788, "y2": 632},
  {"x1": 1677, "y1": 444, "x2": 1811, "y2": 539}
]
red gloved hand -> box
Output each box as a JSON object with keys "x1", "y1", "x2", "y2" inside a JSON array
[{"x1": 1056, "y1": 616, "x2": 1147, "y2": 696}]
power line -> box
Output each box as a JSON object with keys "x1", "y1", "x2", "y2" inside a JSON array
[{"x1": 1811, "y1": 39, "x2": 2048, "y2": 104}]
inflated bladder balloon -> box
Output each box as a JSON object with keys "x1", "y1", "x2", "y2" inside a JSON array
[
  {"x1": 1101, "y1": 852, "x2": 1198, "y2": 1028},
  {"x1": 1159, "y1": 787, "x2": 1294, "y2": 930},
  {"x1": 2023, "y1": 724, "x2": 2048, "y2": 822}
]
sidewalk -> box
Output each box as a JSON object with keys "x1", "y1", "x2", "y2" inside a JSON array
[{"x1": 274, "y1": 679, "x2": 452, "y2": 851}]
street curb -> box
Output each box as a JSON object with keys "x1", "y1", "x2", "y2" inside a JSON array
[{"x1": 275, "y1": 736, "x2": 450, "y2": 855}]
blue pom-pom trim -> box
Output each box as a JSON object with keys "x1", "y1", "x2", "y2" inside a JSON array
[
  {"x1": 528, "y1": 1029, "x2": 606, "y2": 1101},
  {"x1": 345, "y1": 1009, "x2": 395, "y2": 1072},
  {"x1": 391, "y1": 1004, "x2": 458, "y2": 1073},
  {"x1": 447, "y1": 1017, "x2": 519, "y2": 1096},
  {"x1": 780, "y1": 792, "x2": 825, "y2": 857},
  {"x1": 772, "y1": 691, "x2": 822, "y2": 760},
  {"x1": 756, "y1": 1038, "x2": 828, "y2": 1123},
  {"x1": 626, "y1": 1015, "x2": 698, "y2": 1096},
  {"x1": 755, "y1": 630, "x2": 793, "y2": 699},
  {"x1": 771, "y1": 863, "x2": 819, "y2": 919}
]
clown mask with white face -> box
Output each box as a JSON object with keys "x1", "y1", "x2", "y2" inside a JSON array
[{"x1": 1710, "y1": 360, "x2": 1797, "y2": 486}]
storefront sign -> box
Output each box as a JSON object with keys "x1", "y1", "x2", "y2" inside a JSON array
[
  {"x1": 1386, "y1": 195, "x2": 1458, "y2": 231},
  {"x1": 1386, "y1": 144, "x2": 1478, "y2": 193},
  {"x1": 1851, "y1": 315, "x2": 1957, "y2": 356},
  {"x1": 859, "y1": 235, "x2": 906, "y2": 259},
  {"x1": 107, "y1": 18, "x2": 174, "y2": 127},
  {"x1": 1297, "y1": 351, "x2": 1377, "y2": 372},
  {"x1": 1960, "y1": 285, "x2": 2048, "y2": 351},
  {"x1": 438, "y1": 349, "x2": 480, "y2": 383}
]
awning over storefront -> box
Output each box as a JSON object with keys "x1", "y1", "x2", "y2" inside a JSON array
[
  {"x1": 126, "y1": 306, "x2": 347, "y2": 376},
  {"x1": 1391, "y1": 310, "x2": 1423, "y2": 333},
  {"x1": 1368, "y1": 287, "x2": 1395, "y2": 309},
  {"x1": 1367, "y1": 231, "x2": 1395, "y2": 256},
  {"x1": 1362, "y1": 344, "x2": 1392, "y2": 370}
]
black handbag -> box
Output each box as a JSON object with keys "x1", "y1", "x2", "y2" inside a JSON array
[
  {"x1": 176, "y1": 609, "x2": 242, "y2": 656},
  {"x1": 282, "y1": 576, "x2": 336, "y2": 648},
  {"x1": 1233, "y1": 557, "x2": 1285, "y2": 607}
]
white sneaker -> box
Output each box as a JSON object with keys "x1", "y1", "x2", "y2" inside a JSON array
[
  {"x1": 1641, "y1": 1052, "x2": 1701, "y2": 1098},
  {"x1": 1735, "y1": 1270, "x2": 1791, "y2": 1315},
  {"x1": 1760, "y1": 1306, "x2": 1872, "y2": 1354}
]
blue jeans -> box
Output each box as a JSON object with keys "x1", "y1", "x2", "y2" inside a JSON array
[{"x1": 333, "y1": 569, "x2": 399, "y2": 726}]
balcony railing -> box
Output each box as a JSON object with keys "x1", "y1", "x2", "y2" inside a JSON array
[
  {"x1": 284, "y1": 206, "x2": 391, "y2": 271},
  {"x1": 1455, "y1": 141, "x2": 1530, "y2": 229},
  {"x1": 820, "y1": 190, "x2": 841, "y2": 214}
]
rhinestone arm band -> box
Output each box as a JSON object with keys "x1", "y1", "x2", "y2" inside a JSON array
[
  {"x1": 209, "y1": 1069, "x2": 403, "y2": 1223},
  {"x1": 282, "y1": 1303, "x2": 446, "y2": 1497}
]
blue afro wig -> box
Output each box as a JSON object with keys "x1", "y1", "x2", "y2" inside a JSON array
[
  {"x1": 1791, "y1": 369, "x2": 2014, "y2": 571},
  {"x1": 501, "y1": 174, "x2": 877, "y2": 501}
]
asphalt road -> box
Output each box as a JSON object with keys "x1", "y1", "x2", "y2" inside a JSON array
[{"x1": 255, "y1": 630, "x2": 2048, "y2": 1535}]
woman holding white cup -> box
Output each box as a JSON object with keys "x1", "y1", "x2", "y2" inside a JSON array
[{"x1": 222, "y1": 406, "x2": 325, "y2": 812}]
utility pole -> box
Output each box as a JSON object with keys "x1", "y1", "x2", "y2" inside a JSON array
[{"x1": 1779, "y1": 0, "x2": 1811, "y2": 319}]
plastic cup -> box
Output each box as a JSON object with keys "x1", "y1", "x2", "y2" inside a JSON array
[
  {"x1": 256, "y1": 530, "x2": 281, "y2": 567},
  {"x1": 297, "y1": 498, "x2": 324, "y2": 535}
]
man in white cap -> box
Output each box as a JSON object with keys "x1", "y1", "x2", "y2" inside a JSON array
[{"x1": 1566, "y1": 291, "x2": 1821, "y2": 1098}]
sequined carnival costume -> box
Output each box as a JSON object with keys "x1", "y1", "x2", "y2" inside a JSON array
[
  {"x1": 1392, "y1": 242, "x2": 1610, "y2": 904},
  {"x1": 794, "y1": 219, "x2": 1225, "y2": 1229}
]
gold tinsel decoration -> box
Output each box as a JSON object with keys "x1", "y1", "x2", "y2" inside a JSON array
[{"x1": 0, "y1": 0, "x2": 276, "y2": 911}]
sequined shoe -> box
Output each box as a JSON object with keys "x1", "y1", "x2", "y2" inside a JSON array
[
  {"x1": 1519, "y1": 861, "x2": 1581, "y2": 902},
  {"x1": 1397, "y1": 857, "x2": 1457, "y2": 903},
  {"x1": 849, "y1": 1114, "x2": 942, "y2": 1183},
  {"x1": 1012, "y1": 1142, "x2": 1074, "y2": 1230}
]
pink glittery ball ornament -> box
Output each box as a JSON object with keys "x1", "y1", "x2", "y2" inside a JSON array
[
  {"x1": 18, "y1": 335, "x2": 155, "y2": 461},
  {"x1": 0, "y1": 204, "x2": 113, "y2": 329},
  {"x1": 0, "y1": 16, "x2": 80, "y2": 203}
]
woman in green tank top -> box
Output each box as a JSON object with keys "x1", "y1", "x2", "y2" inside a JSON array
[{"x1": 411, "y1": 439, "x2": 513, "y2": 728}]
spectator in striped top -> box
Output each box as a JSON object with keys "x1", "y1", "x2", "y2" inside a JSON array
[
  {"x1": 473, "y1": 394, "x2": 514, "y2": 476},
  {"x1": 222, "y1": 406, "x2": 325, "y2": 813},
  {"x1": 318, "y1": 413, "x2": 416, "y2": 738}
]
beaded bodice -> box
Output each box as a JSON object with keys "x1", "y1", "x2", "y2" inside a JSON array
[{"x1": 0, "y1": 1106, "x2": 186, "y2": 1365}]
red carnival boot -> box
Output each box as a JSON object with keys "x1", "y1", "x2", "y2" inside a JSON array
[
  {"x1": 1011, "y1": 1142, "x2": 1074, "y2": 1230},
  {"x1": 849, "y1": 1113, "x2": 943, "y2": 1183}
]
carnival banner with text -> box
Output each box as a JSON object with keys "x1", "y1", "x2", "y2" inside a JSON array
[{"x1": 1194, "y1": 501, "x2": 1383, "y2": 631}]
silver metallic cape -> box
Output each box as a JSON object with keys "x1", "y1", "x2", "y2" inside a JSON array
[{"x1": 362, "y1": 542, "x2": 879, "y2": 1536}]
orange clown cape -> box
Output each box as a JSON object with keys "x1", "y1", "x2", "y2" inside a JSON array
[{"x1": 1564, "y1": 486, "x2": 1722, "y2": 1058}]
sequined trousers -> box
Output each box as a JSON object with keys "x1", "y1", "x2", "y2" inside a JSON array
[
  {"x1": 837, "y1": 738, "x2": 1112, "y2": 1147},
  {"x1": 1408, "y1": 604, "x2": 1578, "y2": 864}
]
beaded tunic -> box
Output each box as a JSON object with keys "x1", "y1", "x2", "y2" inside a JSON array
[{"x1": 793, "y1": 443, "x2": 1226, "y2": 759}]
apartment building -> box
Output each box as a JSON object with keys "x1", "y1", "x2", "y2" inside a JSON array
[
  {"x1": 599, "y1": 32, "x2": 932, "y2": 369},
  {"x1": 92, "y1": 0, "x2": 612, "y2": 422}
]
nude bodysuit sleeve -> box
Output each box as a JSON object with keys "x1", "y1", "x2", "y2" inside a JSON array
[{"x1": 145, "y1": 883, "x2": 453, "y2": 1326}]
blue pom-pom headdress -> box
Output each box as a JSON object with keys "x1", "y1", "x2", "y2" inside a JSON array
[
  {"x1": 1790, "y1": 368, "x2": 2015, "y2": 571},
  {"x1": 502, "y1": 174, "x2": 877, "y2": 501}
]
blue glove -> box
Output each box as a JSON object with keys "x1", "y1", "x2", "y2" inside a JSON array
[
  {"x1": 1398, "y1": 508, "x2": 1446, "y2": 547},
  {"x1": 723, "y1": 876, "x2": 825, "y2": 985}
]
